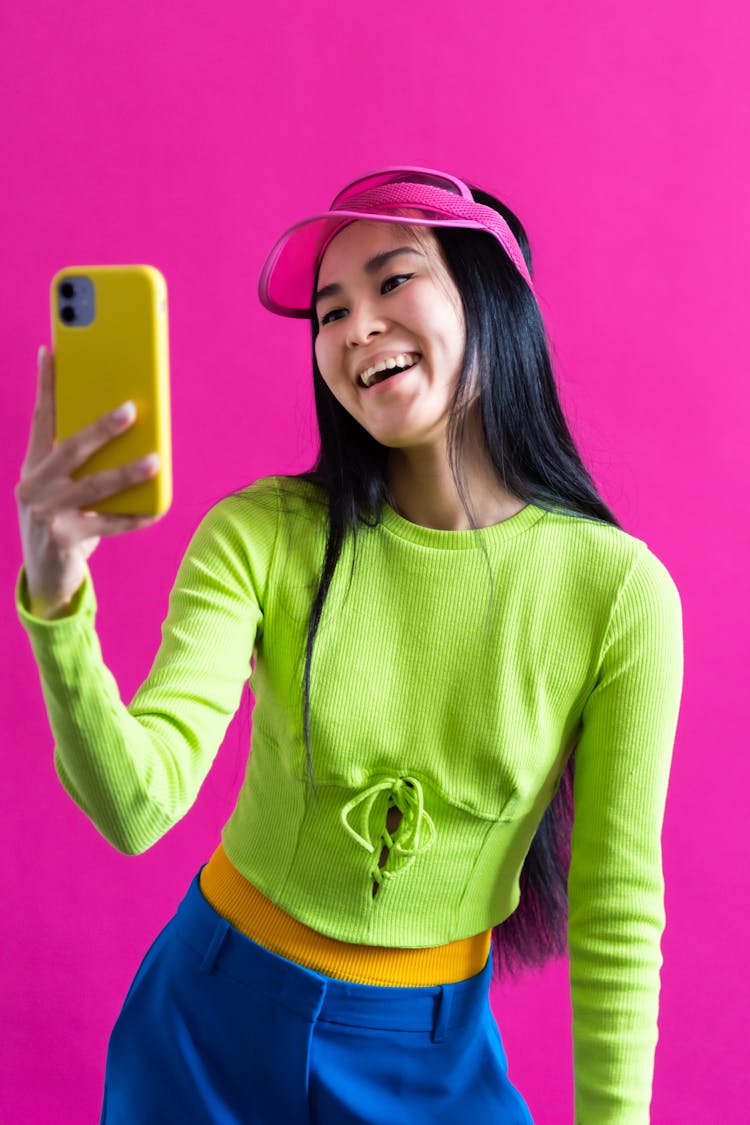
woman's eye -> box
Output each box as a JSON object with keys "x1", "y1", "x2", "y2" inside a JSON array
[
  {"x1": 382, "y1": 274, "x2": 413, "y2": 293},
  {"x1": 319, "y1": 275, "x2": 414, "y2": 326},
  {"x1": 320, "y1": 307, "x2": 345, "y2": 326}
]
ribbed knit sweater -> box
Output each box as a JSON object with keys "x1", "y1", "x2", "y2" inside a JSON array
[{"x1": 16, "y1": 475, "x2": 684, "y2": 1124}]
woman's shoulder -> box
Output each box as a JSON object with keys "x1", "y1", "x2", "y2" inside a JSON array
[
  {"x1": 185, "y1": 476, "x2": 329, "y2": 573},
  {"x1": 533, "y1": 505, "x2": 681, "y2": 607},
  {"x1": 180, "y1": 475, "x2": 328, "y2": 588},
  {"x1": 207, "y1": 474, "x2": 328, "y2": 525}
]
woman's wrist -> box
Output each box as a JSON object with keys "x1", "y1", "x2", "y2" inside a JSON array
[
  {"x1": 28, "y1": 593, "x2": 77, "y2": 620},
  {"x1": 21, "y1": 567, "x2": 85, "y2": 621}
]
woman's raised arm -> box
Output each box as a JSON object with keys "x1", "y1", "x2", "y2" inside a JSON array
[
  {"x1": 16, "y1": 350, "x2": 277, "y2": 855},
  {"x1": 15, "y1": 346, "x2": 162, "y2": 619}
]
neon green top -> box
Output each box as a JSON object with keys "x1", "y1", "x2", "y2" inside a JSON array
[{"x1": 16, "y1": 475, "x2": 684, "y2": 1123}]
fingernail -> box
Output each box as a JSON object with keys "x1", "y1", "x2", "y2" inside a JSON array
[
  {"x1": 38, "y1": 345, "x2": 46, "y2": 366},
  {"x1": 113, "y1": 400, "x2": 136, "y2": 422},
  {"x1": 139, "y1": 453, "x2": 160, "y2": 471}
]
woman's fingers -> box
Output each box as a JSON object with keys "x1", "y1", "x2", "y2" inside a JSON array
[
  {"x1": 17, "y1": 343, "x2": 160, "y2": 523},
  {"x1": 17, "y1": 349, "x2": 164, "y2": 610},
  {"x1": 31, "y1": 507, "x2": 163, "y2": 557},
  {"x1": 61, "y1": 509, "x2": 163, "y2": 542},
  {"x1": 53, "y1": 451, "x2": 161, "y2": 512},
  {"x1": 22, "y1": 347, "x2": 138, "y2": 485},
  {"x1": 22, "y1": 347, "x2": 57, "y2": 473},
  {"x1": 17, "y1": 445, "x2": 158, "y2": 516},
  {"x1": 84, "y1": 512, "x2": 163, "y2": 536},
  {"x1": 43, "y1": 398, "x2": 138, "y2": 481}
]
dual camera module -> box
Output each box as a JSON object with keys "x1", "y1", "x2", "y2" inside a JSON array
[{"x1": 57, "y1": 276, "x2": 95, "y2": 327}]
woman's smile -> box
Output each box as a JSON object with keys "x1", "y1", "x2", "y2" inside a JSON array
[
  {"x1": 357, "y1": 352, "x2": 421, "y2": 388},
  {"x1": 360, "y1": 360, "x2": 419, "y2": 393}
]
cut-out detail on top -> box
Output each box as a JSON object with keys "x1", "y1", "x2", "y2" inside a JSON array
[{"x1": 341, "y1": 775, "x2": 436, "y2": 894}]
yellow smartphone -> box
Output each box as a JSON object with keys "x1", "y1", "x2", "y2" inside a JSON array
[{"x1": 50, "y1": 264, "x2": 172, "y2": 516}]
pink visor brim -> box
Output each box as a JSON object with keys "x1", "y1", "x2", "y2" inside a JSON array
[
  {"x1": 258, "y1": 175, "x2": 535, "y2": 317},
  {"x1": 258, "y1": 210, "x2": 508, "y2": 318}
]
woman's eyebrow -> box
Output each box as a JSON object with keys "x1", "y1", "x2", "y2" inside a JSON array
[{"x1": 314, "y1": 247, "x2": 425, "y2": 306}]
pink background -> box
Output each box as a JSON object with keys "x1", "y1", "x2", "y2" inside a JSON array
[{"x1": 2, "y1": 1, "x2": 748, "y2": 1121}]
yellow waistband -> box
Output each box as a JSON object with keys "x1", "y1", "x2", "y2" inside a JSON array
[{"x1": 199, "y1": 843, "x2": 492, "y2": 987}]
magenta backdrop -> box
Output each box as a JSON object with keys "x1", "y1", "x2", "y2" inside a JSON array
[{"x1": 2, "y1": 1, "x2": 748, "y2": 1121}]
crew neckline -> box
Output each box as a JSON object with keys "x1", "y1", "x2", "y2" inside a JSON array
[{"x1": 380, "y1": 501, "x2": 548, "y2": 549}]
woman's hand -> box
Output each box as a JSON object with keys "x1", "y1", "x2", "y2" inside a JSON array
[{"x1": 15, "y1": 346, "x2": 163, "y2": 619}]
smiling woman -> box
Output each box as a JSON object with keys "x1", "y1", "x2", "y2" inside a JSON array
[{"x1": 17, "y1": 166, "x2": 684, "y2": 1125}]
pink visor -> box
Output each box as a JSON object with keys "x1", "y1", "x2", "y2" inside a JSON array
[{"x1": 258, "y1": 166, "x2": 535, "y2": 318}]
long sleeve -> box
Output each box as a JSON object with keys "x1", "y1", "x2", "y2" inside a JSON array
[
  {"x1": 567, "y1": 547, "x2": 685, "y2": 1123},
  {"x1": 16, "y1": 489, "x2": 278, "y2": 854}
]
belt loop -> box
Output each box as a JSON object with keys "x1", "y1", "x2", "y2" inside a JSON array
[
  {"x1": 311, "y1": 978, "x2": 328, "y2": 1025},
  {"x1": 200, "y1": 918, "x2": 231, "y2": 974},
  {"x1": 431, "y1": 985, "x2": 453, "y2": 1043}
]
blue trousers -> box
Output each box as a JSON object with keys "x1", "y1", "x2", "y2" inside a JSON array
[{"x1": 101, "y1": 871, "x2": 534, "y2": 1123}]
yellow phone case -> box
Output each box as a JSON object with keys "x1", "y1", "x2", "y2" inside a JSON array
[{"x1": 50, "y1": 264, "x2": 172, "y2": 516}]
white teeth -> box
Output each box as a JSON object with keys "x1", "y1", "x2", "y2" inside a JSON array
[{"x1": 360, "y1": 353, "x2": 419, "y2": 387}]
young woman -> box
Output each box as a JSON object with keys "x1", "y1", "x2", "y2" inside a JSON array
[{"x1": 16, "y1": 166, "x2": 684, "y2": 1124}]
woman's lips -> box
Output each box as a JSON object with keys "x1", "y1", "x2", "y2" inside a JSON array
[
  {"x1": 361, "y1": 358, "x2": 421, "y2": 393},
  {"x1": 357, "y1": 352, "x2": 422, "y2": 387}
]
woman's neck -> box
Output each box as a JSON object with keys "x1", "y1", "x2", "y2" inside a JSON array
[{"x1": 386, "y1": 437, "x2": 525, "y2": 532}]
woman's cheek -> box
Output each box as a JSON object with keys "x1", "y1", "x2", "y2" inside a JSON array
[{"x1": 317, "y1": 360, "x2": 355, "y2": 414}]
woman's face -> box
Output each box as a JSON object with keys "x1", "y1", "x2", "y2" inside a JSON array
[{"x1": 313, "y1": 221, "x2": 466, "y2": 451}]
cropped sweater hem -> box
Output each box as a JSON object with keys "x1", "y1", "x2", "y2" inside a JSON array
[{"x1": 199, "y1": 841, "x2": 492, "y2": 986}]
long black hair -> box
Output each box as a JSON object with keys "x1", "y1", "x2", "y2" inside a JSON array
[{"x1": 293, "y1": 185, "x2": 622, "y2": 979}]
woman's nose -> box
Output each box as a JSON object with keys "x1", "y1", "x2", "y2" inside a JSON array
[{"x1": 346, "y1": 301, "x2": 386, "y2": 347}]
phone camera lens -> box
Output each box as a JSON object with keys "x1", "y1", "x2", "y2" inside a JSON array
[
  {"x1": 60, "y1": 281, "x2": 75, "y2": 299},
  {"x1": 61, "y1": 305, "x2": 76, "y2": 324}
]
